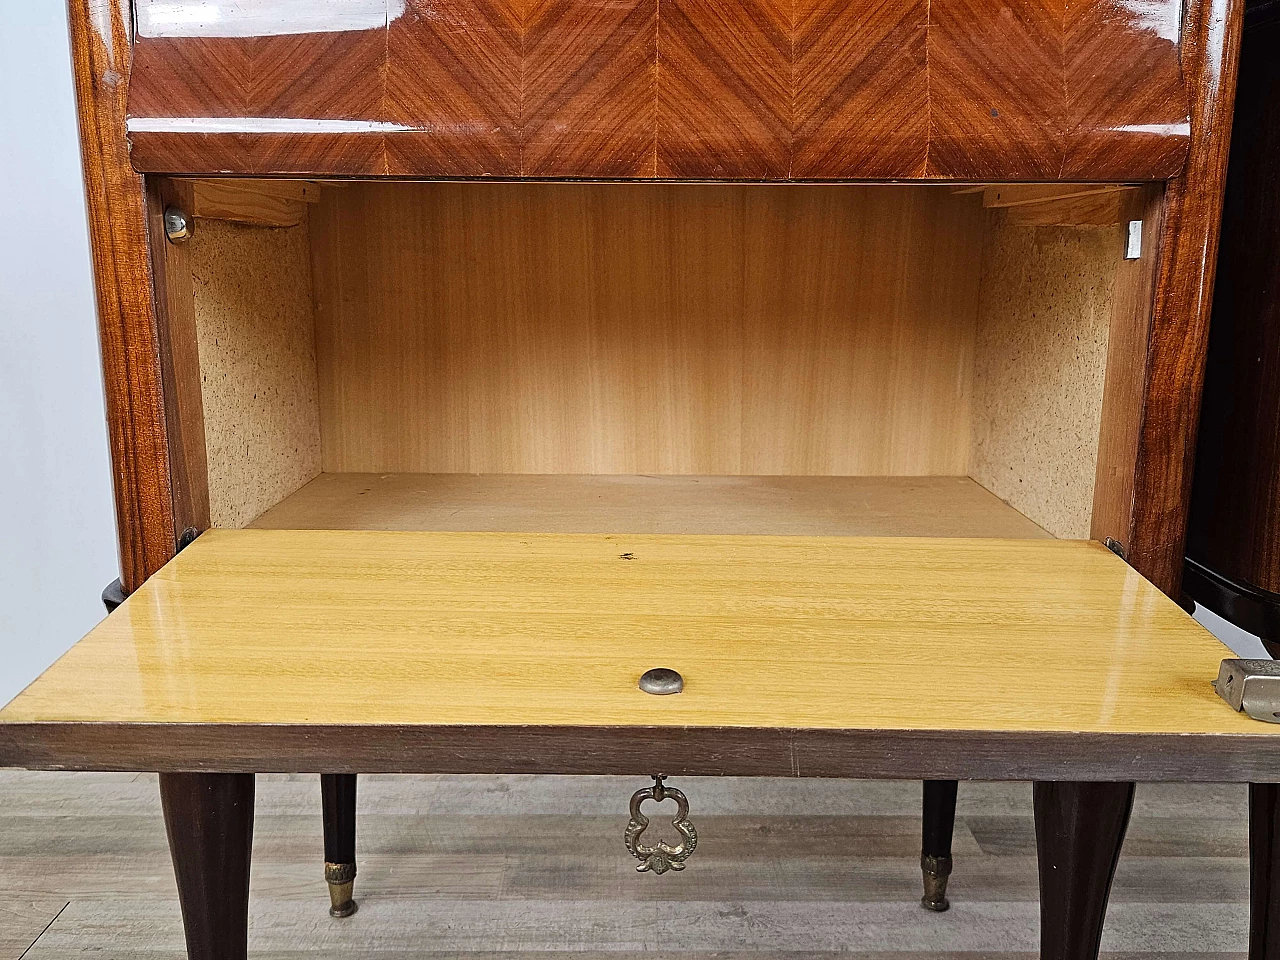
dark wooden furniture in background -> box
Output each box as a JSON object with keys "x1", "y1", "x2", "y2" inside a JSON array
[
  {"x1": 1182, "y1": 12, "x2": 1280, "y2": 950},
  {"x1": 32, "y1": 0, "x2": 1258, "y2": 955},
  {"x1": 1185, "y1": 0, "x2": 1280, "y2": 650}
]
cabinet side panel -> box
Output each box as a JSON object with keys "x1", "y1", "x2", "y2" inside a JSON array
[
  {"x1": 68, "y1": 0, "x2": 177, "y2": 590},
  {"x1": 969, "y1": 214, "x2": 1122, "y2": 538},
  {"x1": 189, "y1": 220, "x2": 322, "y2": 527},
  {"x1": 1090, "y1": 185, "x2": 1163, "y2": 549},
  {"x1": 147, "y1": 177, "x2": 210, "y2": 533}
]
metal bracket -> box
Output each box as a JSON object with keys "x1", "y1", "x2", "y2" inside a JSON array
[
  {"x1": 1214, "y1": 659, "x2": 1280, "y2": 723},
  {"x1": 163, "y1": 207, "x2": 192, "y2": 243},
  {"x1": 102, "y1": 578, "x2": 128, "y2": 614},
  {"x1": 103, "y1": 528, "x2": 201, "y2": 615},
  {"x1": 1125, "y1": 219, "x2": 1143, "y2": 260}
]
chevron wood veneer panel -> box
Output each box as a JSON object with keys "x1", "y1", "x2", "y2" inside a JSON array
[
  {"x1": 927, "y1": 0, "x2": 1066, "y2": 179},
  {"x1": 792, "y1": 0, "x2": 928, "y2": 179},
  {"x1": 250, "y1": 31, "x2": 386, "y2": 120},
  {"x1": 1062, "y1": 0, "x2": 1188, "y2": 180},
  {"x1": 658, "y1": 0, "x2": 792, "y2": 179},
  {"x1": 386, "y1": 0, "x2": 522, "y2": 176},
  {"x1": 128, "y1": 29, "x2": 388, "y2": 174},
  {"x1": 522, "y1": 0, "x2": 658, "y2": 177},
  {"x1": 128, "y1": 36, "x2": 248, "y2": 119},
  {"x1": 125, "y1": 0, "x2": 1189, "y2": 179}
]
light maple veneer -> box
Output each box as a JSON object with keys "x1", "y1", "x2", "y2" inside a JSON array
[
  {"x1": 248, "y1": 474, "x2": 1052, "y2": 539},
  {"x1": 2, "y1": 528, "x2": 1273, "y2": 784}
]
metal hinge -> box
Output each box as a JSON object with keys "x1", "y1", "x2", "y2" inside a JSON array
[
  {"x1": 1125, "y1": 220, "x2": 1143, "y2": 260},
  {"x1": 101, "y1": 579, "x2": 128, "y2": 614},
  {"x1": 1214, "y1": 659, "x2": 1280, "y2": 723},
  {"x1": 103, "y1": 529, "x2": 202, "y2": 615}
]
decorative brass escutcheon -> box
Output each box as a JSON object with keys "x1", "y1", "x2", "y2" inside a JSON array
[{"x1": 624, "y1": 775, "x2": 697, "y2": 874}]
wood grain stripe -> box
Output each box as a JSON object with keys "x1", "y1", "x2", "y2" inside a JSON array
[
  {"x1": 70, "y1": 0, "x2": 178, "y2": 590},
  {"x1": 658, "y1": 0, "x2": 792, "y2": 179},
  {"x1": 386, "y1": 0, "x2": 522, "y2": 176},
  {"x1": 793, "y1": 0, "x2": 928, "y2": 179},
  {"x1": 522, "y1": 0, "x2": 658, "y2": 177},
  {"x1": 927, "y1": 0, "x2": 1065, "y2": 179},
  {"x1": 1063, "y1": 0, "x2": 1190, "y2": 180}
]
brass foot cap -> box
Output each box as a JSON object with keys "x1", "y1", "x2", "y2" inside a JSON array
[
  {"x1": 325, "y1": 862, "x2": 357, "y2": 918},
  {"x1": 328, "y1": 892, "x2": 357, "y2": 919},
  {"x1": 920, "y1": 854, "x2": 952, "y2": 912}
]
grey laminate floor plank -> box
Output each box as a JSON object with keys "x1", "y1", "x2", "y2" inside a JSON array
[
  {"x1": 0, "y1": 852, "x2": 1248, "y2": 905},
  {"x1": 0, "y1": 901, "x2": 67, "y2": 957},
  {"x1": 20, "y1": 899, "x2": 1252, "y2": 954},
  {"x1": 3, "y1": 772, "x2": 1252, "y2": 957},
  {"x1": 0, "y1": 776, "x2": 1248, "y2": 819},
  {"x1": 968, "y1": 816, "x2": 1248, "y2": 858}
]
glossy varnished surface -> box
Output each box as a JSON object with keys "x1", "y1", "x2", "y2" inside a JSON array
[
  {"x1": 1125, "y1": 0, "x2": 1244, "y2": 594},
  {"x1": 0, "y1": 529, "x2": 1256, "y2": 740},
  {"x1": 124, "y1": 0, "x2": 1189, "y2": 179},
  {"x1": 69, "y1": 0, "x2": 180, "y2": 589},
  {"x1": 1186, "y1": 4, "x2": 1280, "y2": 595}
]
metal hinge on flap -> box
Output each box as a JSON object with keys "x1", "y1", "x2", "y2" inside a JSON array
[{"x1": 1215, "y1": 660, "x2": 1280, "y2": 723}]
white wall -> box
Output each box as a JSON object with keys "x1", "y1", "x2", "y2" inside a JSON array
[
  {"x1": 1197, "y1": 604, "x2": 1271, "y2": 660},
  {"x1": 0, "y1": 6, "x2": 118, "y2": 704}
]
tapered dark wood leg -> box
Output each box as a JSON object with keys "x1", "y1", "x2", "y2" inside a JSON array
[
  {"x1": 921, "y1": 779, "x2": 958, "y2": 911},
  {"x1": 321, "y1": 773, "x2": 358, "y2": 917},
  {"x1": 1250, "y1": 783, "x2": 1280, "y2": 959},
  {"x1": 159, "y1": 773, "x2": 254, "y2": 960},
  {"x1": 1035, "y1": 781, "x2": 1134, "y2": 960}
]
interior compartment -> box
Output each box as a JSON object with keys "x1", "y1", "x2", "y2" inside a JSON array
[{"x1": 169, "y1": 179, "x2": 1152, "y2": 540}]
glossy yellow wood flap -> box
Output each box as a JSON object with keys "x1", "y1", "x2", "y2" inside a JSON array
[{"x1": 0, "y1": 530, "x2": 1258, "y2": 735}]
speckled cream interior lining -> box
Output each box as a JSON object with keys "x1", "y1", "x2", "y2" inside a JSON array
[
  {"x1": 190, "y1": 218, "x2": 322, "y2": 529},
  {"x1": 969, "y1": 213, "x2": 1121, "y2": 538}
]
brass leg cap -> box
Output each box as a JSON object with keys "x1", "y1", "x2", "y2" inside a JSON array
[
  {"x1": 325, "y1": 862, "x2": 357, "y2": 918},
  {"x1": 920, "y1": 854, "x2": 953, "y2": 912}
]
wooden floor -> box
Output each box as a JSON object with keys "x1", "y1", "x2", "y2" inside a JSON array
[{"x1": 0, "y1": 773, "x2": 1249, "y2": 958}]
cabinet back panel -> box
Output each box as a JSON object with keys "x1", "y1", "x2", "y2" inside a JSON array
[{"x1": 310, "y1": 183, "x2": 985, "y2": 476}]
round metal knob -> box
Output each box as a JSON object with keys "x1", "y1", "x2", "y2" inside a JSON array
[{"x1": 639, "y1": 668, "x2": 683, "y2": 695}]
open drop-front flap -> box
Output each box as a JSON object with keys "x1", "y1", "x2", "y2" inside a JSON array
[{"x1": 1, "y1": 530, "x2": 1271, "y2": 778}]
